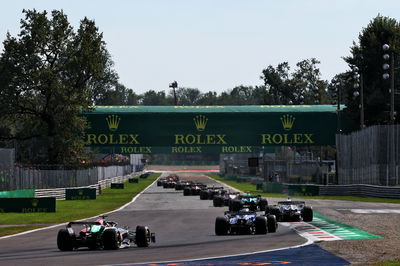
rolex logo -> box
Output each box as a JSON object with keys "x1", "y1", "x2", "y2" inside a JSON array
[
  {"x1": 31, "y1": 199, "x2": 39, "y2": 207},
  {"x1": 78, "y1": 190, "x2": 83, "y2": 196},
  {"x1": 280, "y1": 114, "x2": 295, "y2": 131},
  {"x1": 193, "y1": 115, "x2": 208, "y2": 131},
  {"x1": 106, "y1": 115, "x2": 121, "y2": 131}
]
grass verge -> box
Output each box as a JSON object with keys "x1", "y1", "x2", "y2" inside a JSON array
[
  {"x1": 207, "y1": 174, "x2": 400, "y2": 204},
  {"x1": 0, "y1": 173, "x2": 160, "y2": 237}
]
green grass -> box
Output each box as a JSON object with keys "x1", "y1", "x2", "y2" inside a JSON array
[
  {"x1": 0, "y1": 226, "x2": 46, "y2": 236},
  {"x1": 0, "y1": 173, "x2": 160, "y2": 236},
  {"x1": 371, "y1": 261, "x2": 400, "y2": 266},
  {"x1": 207, "y1": 174, "x2": 400, "y2": 204}
]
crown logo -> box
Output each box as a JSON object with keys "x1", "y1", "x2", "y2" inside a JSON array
[
  {"x1": 280, "y1": 114, "x2": 295, "y2": 131},
  {"x1": 78, "y1": 190, "x2": 83, "y2": 196},
  {"x1": 31, "y1": 199, "x2": 39, "y2": 207},
  {"x1": 106, "y1": 115, "x2": 121, "y2": 131},
  {"x1": 193, "y1": 115, "x2": 208, "y2": 131}
]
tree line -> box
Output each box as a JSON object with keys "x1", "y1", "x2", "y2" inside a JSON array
[{"x1": 0, "y1": 10, "x2": 399, "y2": 164}]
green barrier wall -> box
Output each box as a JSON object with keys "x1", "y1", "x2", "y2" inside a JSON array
[
  {"x1": 0, "y1": 197, "x2": 56, "y2": 212},
  {"x1": 0, "y1": 189, "x2": 35, "y2": 198},
  {"x1": 111, "y1": 183, "x2": 124, "y2": 189},
  {"x1": 263, "y1": 182, "x2": 284, "y2": 193},
  {"x1": 288, "y1": 184, "x2": 320, "y2": 196},
  {"x1": 65, "y1": 188, "x2": 96, "y2": 200}
]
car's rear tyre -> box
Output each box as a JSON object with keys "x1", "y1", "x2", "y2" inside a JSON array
[
  {"x1": 213, "y1": 196, "x2": 224, "y2": 207},
  {"x1": 57, "y1": 229, "x2": 75, "y2": 251},
  {"x1": 267, "y1": 214, "x2": 278, "y2": 233},
  {"x1": 135, "y1": 225, "x2": 150, "y2": 247},
  {"x1": 229, "y1": 200, "x2": 242, "y2": 211},
  {"x1": 103, "y1": 229, "x2": 120, "y2": 250},
  {"x1": 259, "y1": 199, "x2": 268, "y2": 211},
  {"x1": 215, "y1": 217, "x2": 229, "y2": 235},
  {"x1": 200, "y1": 190, "x2": 209, "y2": 200},
  {"x1": 183, "y1": 187, "x2": 191, "y2": 196},
  {"x1": 302, "y1": 206, "x2": 313, "y2": 222},
  {"x1": 255, "y1": 216, "x2": 268, "y2": 234}
]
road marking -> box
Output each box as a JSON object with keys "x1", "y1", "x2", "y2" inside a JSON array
[
  {"x1": 282, "y1": 213, "x2": 382, "y2": 241},
  {"x1": 337, "y1": 208, "x2": 400, "y2": 214}
]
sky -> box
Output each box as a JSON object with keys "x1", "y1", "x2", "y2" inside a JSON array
[{"x1": 0, "y1": 1, "x2": 399, "y2": 94}]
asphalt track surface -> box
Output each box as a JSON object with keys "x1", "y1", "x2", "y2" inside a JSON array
[{"x1": 0, "y1": 173, "x2": 308, "y2": 266}]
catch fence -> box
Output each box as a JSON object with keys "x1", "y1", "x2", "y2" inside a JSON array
[{"x1": 337, "y1": 125, "x2": 400, "y2": 185}]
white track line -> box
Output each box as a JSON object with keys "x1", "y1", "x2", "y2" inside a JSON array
[{"x1": 106, "y1": 239, "x2": 314, "y2": 266}]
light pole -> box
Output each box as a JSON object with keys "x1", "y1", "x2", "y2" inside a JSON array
[
  {"x1": 332, "y1": 78, "x2": 342, "y2": 133},
  {"x1": 382, "y1": 43, "x2": 398, "y2": 185},
  {"x1": 352, "y1": 66, "x2": 365, "y2": 128},
  {"x1": 382, "y1": 44, "x2": 395, "y2": 124},
  {"x1": 169, "y1": 81, "x2": 178, "y2": 106}
]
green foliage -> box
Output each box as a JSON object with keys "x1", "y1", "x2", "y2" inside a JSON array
[
  {"x1": 343, "y1": 15, "x2": 400, "y2": 125},
  {"x1": 0, "y1": 9, "x2": 117, "y2": 163},
  {"x1": 260, "y1": 59, "x2": 330, "y2": 105}
]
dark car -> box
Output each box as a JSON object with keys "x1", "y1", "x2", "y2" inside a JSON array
[
  {"x1": 57, "y1": 216, "x2": 155, "y2": 251},
  {"x1": 266, "y1": 199, "x2": 313, "y2": 222},
  {"x1": 174, "y1": 180, "x2": 193, "y2": 190},
  {"x1": 228, "y1": 193, "x2": 268, "y2": 212},
  {"x1": 213, "y1": 191, "x2": 241, "y2": 207},
  {"x1": 199, "y1": 186, "x2": 227, "y2": 200},
  {"x1": 162, "y1": 174, "x2": 180, "y2": 188},
  {"x1": 183, "y1": 183, "x2": 206, "y2": 196},
  {"x1": 215, "y1": 209, "x2": 277, "y2": 235}
]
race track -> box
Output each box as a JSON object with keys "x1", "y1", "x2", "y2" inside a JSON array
[{"x1": 0, "y1": 173, "x2": 307, "y2": 266}]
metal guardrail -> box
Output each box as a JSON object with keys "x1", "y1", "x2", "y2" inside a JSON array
[
  {"x1": 319, "y1": 184, "x2": 400, "y2": 199},
  {"x1": 35, "y1": 172, "x2": 143, "y2": 200}
]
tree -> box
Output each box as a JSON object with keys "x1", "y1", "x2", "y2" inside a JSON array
[
  {"x1": 139, "y1": 90, "x2": 170, "y2": 105},
  {"x1": 97, "y1": 82, "x2": 139, "y2": 105},
  {"x1": 343, "y1": 15, "x2": 400, "y2": 125},
  {"x1": 260, "y1": 59, "x2": 329, "y2": 105},
  {"x1": 0, "y1": 9, "x2": 117, "y2": 164},
  {"x1": 171, "y1": 87, "x2": 202, "y2": 105}
]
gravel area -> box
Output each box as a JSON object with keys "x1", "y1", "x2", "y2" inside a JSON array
[{"x1": 315, "y1": 206, "x2": 400, "y2": 265}]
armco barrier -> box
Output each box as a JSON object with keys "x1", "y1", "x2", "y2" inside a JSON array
[
  {"x1": 319, "y1": 184, "x2": 400, "y2": 199},
  {"x1": 35, "y1": 171, "x2": 143, "y2": 200},
  {"x1": 261, "y1": 182, "x2": 400, "y2": 199}
]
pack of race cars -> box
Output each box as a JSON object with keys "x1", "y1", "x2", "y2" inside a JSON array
[
  {"x1": 156, "y1": 174, "x2": 314, "y2": 236},
  {"x1": 58, "y1": 173, "x2": 314, "y2": 251}
]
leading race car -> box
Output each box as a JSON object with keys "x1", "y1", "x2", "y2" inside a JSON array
[
  {"x1": 57, "y1": 215, "x2": 155, "y2": 251},
  {"x1": 215, "y1": 209, "x2": 277, "y2": 235},
  {"x1": 228, "y1": 193, "x2": 268, "y2": 212},
  {"x1": 266, "y1": 199, "x2": 313, "y2": 222}
]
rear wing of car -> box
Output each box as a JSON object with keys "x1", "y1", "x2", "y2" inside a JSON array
[
  {"x1": 277, "y1": 201, "x2": 305, "y2": 205},
  {"x1": 67, "y1": 221, "x2": 102, "y2": 227}
]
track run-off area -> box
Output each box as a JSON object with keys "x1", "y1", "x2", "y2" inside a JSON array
[{"x1": 0, "y1": 171, "x2": 387, "y2": 266}]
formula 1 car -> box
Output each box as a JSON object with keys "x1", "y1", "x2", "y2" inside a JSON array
[
  {"x1": 163, "y1": 174, "x2": 180, "y2": 188},
  {"x1": 199, "y1": 186, "x2": 227, "y2": 200},
  {"x1": 215, "y1": 209, "x2": 277, "y2": 235},
  {"x1": 228, "y1": 194, "x2": 268, "y2": 212},
  {"x1": 57, "y1": 215, "x2": 155, "y2": 251},
  {"x1": 174, "y1": 180, "x2": 193, "y2": 190},
  {"x1": 266, "y1": 199, "x2": 313, "y2": 222},
  {"x1": 157, "y1": 177, "x2": 167, "y2": 186},
  {"x1": 183, "y1": 183, "x2": 207, "y2": 196},
  {"x1": 213, "y1": 191, "x2": 241, "y2": 207}
]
